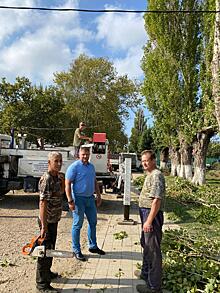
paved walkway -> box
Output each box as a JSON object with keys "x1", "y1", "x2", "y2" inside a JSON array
[{"x1": 58, "y1": 191, "x2": 175, "y2": 293}]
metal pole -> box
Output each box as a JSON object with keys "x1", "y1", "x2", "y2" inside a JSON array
[{"x1": 123, "y1": 158, "x2": 131, "y2": 220}]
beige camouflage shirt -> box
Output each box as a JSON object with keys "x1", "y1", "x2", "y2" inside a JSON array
[
  {"x1": 73, "y1": 128, "x2": 85, "y2": 147},
  {"x1": 39, "y1": 172, "x2": 64, "y2": 223},
  {"x1": 139, "y1": 169, "x2": 165, "y2": 211}
]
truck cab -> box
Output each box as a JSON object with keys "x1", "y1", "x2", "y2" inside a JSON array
[
  {"x1": 0, "y1": 134, "x2": 15, "y2": 149},
  {"x1": 90, "y1": 133, "x2": 109, "y2": 174}
]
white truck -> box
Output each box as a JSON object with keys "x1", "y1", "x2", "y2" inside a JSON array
[
  {"x1": 0, "y1": 133, "x2": 116, "y2": 197},
  {"x1": 109, "y1": 152, "x2": 141, "y2": 171}
]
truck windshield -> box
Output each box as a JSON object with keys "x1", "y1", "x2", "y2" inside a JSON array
[
  {"x1": 0, "y1": 139, "x2": 11, "y2": 148},
  {"x1": 92, "y1": 143, "x2": 106, "y2": 154}
]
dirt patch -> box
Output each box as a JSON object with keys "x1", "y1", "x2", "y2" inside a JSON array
[{"x1": 0, "y1": 192, "x2": 119, "y2": 293}]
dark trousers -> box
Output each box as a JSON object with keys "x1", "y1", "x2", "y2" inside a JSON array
[
  {"x1": 36, "y1": 221, "x2": 58, "y2": 289},
  {"x1": 139, "y1": 208, "x2": 164, "y2": 291}
]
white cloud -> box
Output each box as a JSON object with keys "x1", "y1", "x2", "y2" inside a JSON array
[
  {"x1": 0, "y1": 0, "x2": 93, "y2": 84},
  {"x1": 113, "y1": 45, "x2": 144, "y2": 79},
  {"x1": 0, "y1": 0, "x2": 36, "y2": 43},
  {"x1": 94, "y1": 5, "x2": 147, "y2": 79},
  {"x1": 0, "y1": 35, "x2": 73, "y2": 84},
  {"x1": 95, "y1": 6, "x2": 147, "y2": 51},
  {"x1": 0, "y1": 1, "x2": 147, "y2": 85},
  {"x1": 72, "y1": 43, "x2": 92, "y2": 59}
]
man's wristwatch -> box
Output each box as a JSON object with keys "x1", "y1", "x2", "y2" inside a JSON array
[{"x1": 68, "y1": 200, "x2": 74, "y2": 204}]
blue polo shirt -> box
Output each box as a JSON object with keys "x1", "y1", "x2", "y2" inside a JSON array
[{"x1": 65, "y1": 160, "x2": 96, "y2": 198}]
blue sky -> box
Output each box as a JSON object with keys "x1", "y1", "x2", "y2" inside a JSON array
[{"x1": 0, "y1": 0, "x2": 149, "y2": 136}]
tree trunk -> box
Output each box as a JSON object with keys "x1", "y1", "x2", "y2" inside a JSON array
[
  {"x1": 212, "y1": 0, "x2": 220, "y2": 131},
  {"x1": 169, "y1": 146, "x2": 180, "y2": 176},
  {"x1": 192, "y1": 130, "x2": 214, "y2": 185},
  {"x1": 159, "y1": 147, "x2": 169, "y2": 170},
  {"x1": 179, "y1": 141, "x2": 193, "y2": 179}
]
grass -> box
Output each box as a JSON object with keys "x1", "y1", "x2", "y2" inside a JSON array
[{"x1": 166, "y1": 175, "x2": 220, "y2": 246}]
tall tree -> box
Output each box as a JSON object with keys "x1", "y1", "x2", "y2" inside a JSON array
[
  {"x1": 129, "y1": 108, "x2": 153, "y2": 153},
  {"x1": 138, "y1": 126, "x2": 154, "y2": 153},
  {"x1": 191, "y1": 0, "x2": 217, "y2": 185},
  {"x1": 54, "y1": 55, "x2": 140, "y2": 151},
  {"x1": 142, "y1": 0, "x2": 202, "y2": 179},
  {"x1": 212, "y1": 0, "x2": 220, "y2": 130},
  {"x1": 129, "y1": 109, "x2": 145, "y2": 152}
]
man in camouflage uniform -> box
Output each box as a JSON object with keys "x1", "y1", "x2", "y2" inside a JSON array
[
  {"x1": 36, "y1": 152, "x2": 64, "y2": 293},
  {"x1": 136, "y1": 150, "x2": 165, "y2": 293}
]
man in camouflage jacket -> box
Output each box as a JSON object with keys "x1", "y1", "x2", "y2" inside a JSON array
[
  {"x1": 136, "y1": 150, "x2": 165, "y2": 293},
  {"x1": 36, "y1": 151, "x2": 64, "y2": 293}
]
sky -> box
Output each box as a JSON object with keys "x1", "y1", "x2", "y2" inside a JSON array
[{"x1": 0, "y1": 0, "x2": 148, "y2": 137}]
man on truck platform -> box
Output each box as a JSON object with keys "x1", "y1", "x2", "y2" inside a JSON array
[{"x1": 73, "y1": 122, "x2": 92, "y2": 158}]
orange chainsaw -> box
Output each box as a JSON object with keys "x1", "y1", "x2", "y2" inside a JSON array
[{"x1": 22, "y1": 235, "x2": 73, "y2": 258}]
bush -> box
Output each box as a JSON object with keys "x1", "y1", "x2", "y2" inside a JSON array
[
  {"x1": 133, "y1": 175, "x2": 145, "y2": 190},
  {"x1": 211, "y1": 162, "x2": 220, "y2": 170}
]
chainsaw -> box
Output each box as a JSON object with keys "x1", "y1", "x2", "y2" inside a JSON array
[{"x1": 22, "y1": 235, "x2": 73, "y2": 258}]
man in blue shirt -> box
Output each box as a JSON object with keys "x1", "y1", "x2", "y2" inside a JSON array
[{"x1": 65, "y1": 146, "x2": 105, "y2": 261}]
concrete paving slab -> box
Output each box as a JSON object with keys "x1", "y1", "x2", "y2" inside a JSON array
[{"x1": 60, "y1": 194, "x2": 173, "y2": 293}]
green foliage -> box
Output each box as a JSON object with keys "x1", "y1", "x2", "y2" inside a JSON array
[
  {"x1": 142, "y1": 0, "x2": 217, "y2": 161},
  {"x1": 207, "y1": 142, "x2": 220, "y2": 158},
  {"x1": 129, "y1": 108, "x2": 153, "y2": 153},
  {"x1": 113, "y1": 231, "x2": 128, "y2": 240},
  {"x1": 54, "y1": 54, "x2": 140, "y2": 150},
  {"x1": 129, "y1": 109, "x2": 146, "y2": 153},
  {"x1": 115, "y1": 268, "x2": 124, "y2": 278},
  {"x1": 210, "y1": 162, "x2": 220, "y2": 170},
  {"x1": 142, "y1": 0, "x2": 204, "y2": 150},
  {"x1": 137, "y1": 126, "x2": 154, "y2": 153},
  {"x1": 206, "y1": 170, "x2": 220, "y2": 181},
  {"x1": 162, "y1": 229, "x2": 220, "y2": 292},
  {"x1": 133, "y1": 175, "x2": 146, "y2": 191},
  {"x1": 0, "y1": 55, "x2": 140, "y2": 149},
  {"x1": 0, "y1": 77, "x2": 69, "y2": 145},
  {"x1": 196, "y1": 206, "x2": 219, "y2": 224},
  {"x1": 166, "y1": 177, "x2": 220, "y2": 208},
  {"x1": 164, "y1": 177, "x2": 220, "y2": 292},
  {"x1": 0, "y1": 259, "x2": 16, "y2": 267},
  {"x1": 136, "y1": 262, "x2": 142, "y2": 270}
]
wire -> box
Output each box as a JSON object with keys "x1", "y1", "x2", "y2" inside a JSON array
[
  {"x1": 0, "y1": 6, "x2": 219, "y2": 14},
  {"x1": 21, "y1": 122, "x2": 123, "y2": 131}
]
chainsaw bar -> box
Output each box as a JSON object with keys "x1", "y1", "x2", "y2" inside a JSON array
[{"x1": 31, "y1": 245, "x2": 73, "y2": 258}]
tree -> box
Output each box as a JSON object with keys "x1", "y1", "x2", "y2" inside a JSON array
[
  {"x1": 192, "y1": 127, "x2": 215, "y2": 184},
  {"x1": 129, "y1": 108, "x2": 154, "y2": 153},
  {"x1": 191, "y1": 0, "x2": 217, "y2": 185},
  {"x1": 212, "y1": 0, "x2": 220, "y2": 130},
  {"x1": 138, "y1": 126, "x2": 154, "y2": 153},
  {"x1": 0, "y1": 77, "x2": 68, "y2": 145},
  {"x1": 54, "y1": 55, "x2": 140, "y2": 151},
  {"x1": 129, "y1": 109, "x2": 145, "y2": 152},
  {"x1": 142, "y1": 0, "x2": 213, "y2": 182}
]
